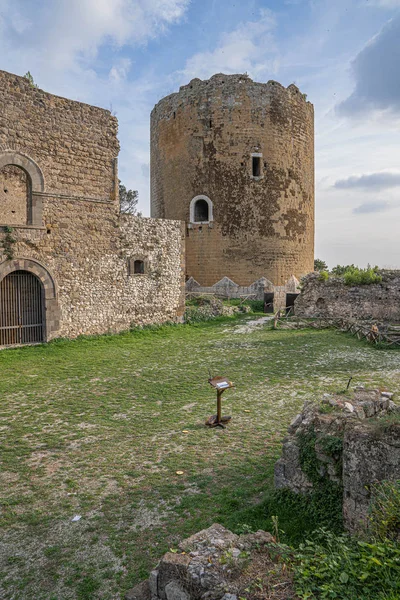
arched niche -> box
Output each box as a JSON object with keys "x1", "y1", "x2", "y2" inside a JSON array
[{"x1": 0, "y1": 151, "x2": 45, "y2": 226}]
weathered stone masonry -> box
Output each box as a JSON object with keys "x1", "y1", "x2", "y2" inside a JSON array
[
  {"x1": 0, "y1": 69, "x2": 185, "y2": 343},
  {"x1": 294, "y1": 271, "x2": 400, "y2": 320},
  {"x1": 151, "y1": 73, "x2": 314, "y2": 289}
]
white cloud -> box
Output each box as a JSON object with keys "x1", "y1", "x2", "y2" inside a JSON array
[
  {"x1": 109, "y1": 58, "x2": 133, "y2": 84},
  {"x1": 1, "y1": 0, "x2": 190, "y2": 69},
  {"x1": 0, "y1": 0, "x2": 191, "y2": 217},
  {"x1": 180, "y1": 9, "x2": 279, "y2": 82}
]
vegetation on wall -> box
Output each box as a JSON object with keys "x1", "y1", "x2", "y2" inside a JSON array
[
  {"x1": 23, "y1": 71, "x2": 39, "y2": 88},
  {"x1": 2, "y1": 225, "x2": 16, "y2": 260},
  {"x1": 315, "y1": 262, "x2": 382, "y2": 286}
]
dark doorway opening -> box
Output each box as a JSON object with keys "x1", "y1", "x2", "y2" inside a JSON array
[
  {"x1": 0, "y1": 270, "x2": 44, "y2": 346},
  {"x1": 286, "y1": 293, "x2": 299, "y2": 314},
  {"x1": 264, "y1": 292, "x2": 274, "y2": 313}
]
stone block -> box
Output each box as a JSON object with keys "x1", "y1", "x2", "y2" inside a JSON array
[
  {"x1": 157, "y1": 553, "x2": 191, "y2": 600},
  {"x1": 179, "y1": 524, "x2": 239, "y2": 552},
  {"x1": 165, "y1": 581, "x2": 189, "y2": 600},
  {"x1": 125, "y1": 579, "x2": 151, "y2": 600}
]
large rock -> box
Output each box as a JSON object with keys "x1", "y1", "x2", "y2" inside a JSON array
[{"x1": 343, "y1": 422, "x2": 400, "y2": 533}]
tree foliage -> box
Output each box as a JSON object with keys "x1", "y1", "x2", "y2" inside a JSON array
[
  {"x1": 119, "y1": 181, "x2": 141, "y2": 215},
  {"x1": 314, "y1": 258, "x2": 328, "y2": 272}
]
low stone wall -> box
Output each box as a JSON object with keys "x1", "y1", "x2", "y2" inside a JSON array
[
  {"x1": 294, "y1": 271, "x2": 400, "y2": 320},
  {"x1": 186, "y1": 275, "x2": 299, "y2": 311},
  {"x1": 274, "y1": 387, "x2": 400, "y2": 533}
]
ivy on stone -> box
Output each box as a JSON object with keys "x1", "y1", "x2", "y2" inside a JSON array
[{"x1": 2, "y1": 226, "x2": 16, "y2": 261}]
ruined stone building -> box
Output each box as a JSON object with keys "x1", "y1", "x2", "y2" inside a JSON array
[
  {"x1": 0, "y1": 69, "x2": 315, "y2": 346},
  {"x1": 0, "y1": 70, "x2": 185, "y2": 346},
  {"x1": 151, "y1": 74, "x2": 314, "y2": 308}
]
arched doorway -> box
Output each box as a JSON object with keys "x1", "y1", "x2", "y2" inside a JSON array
[{"x1": 0, "y1": 270, "x2": 45, "y2": 345}]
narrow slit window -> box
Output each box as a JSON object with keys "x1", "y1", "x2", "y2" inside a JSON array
[
  {"x1": 134, "y1": 260, "x2": 145, "y2": 275},
  {"x1": 252, "y1": 156, "x2": 261, "y2": 177}
]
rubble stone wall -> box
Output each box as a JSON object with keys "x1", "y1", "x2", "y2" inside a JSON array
[
  {"x1": 274, "y1": 388, "x2": 400, "y2": 533},
  {"x1": 0, "y1": 69, "x2": 119, "y2": 202},
  {"x1": 0, "y1": 208, "x2": 185, "y2": 340},
  {"x1": 343, "y1": 423, "x2": 400, "y2": 533},
  {"x1": 295, "y1": 271, "x2": 400, "y2": 320}
]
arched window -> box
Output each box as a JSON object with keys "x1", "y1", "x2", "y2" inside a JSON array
[
  {"x1": 189, "y1": 195, "x2": 213, "y2": 224},
  {"x1": 194, "y1": 199, "x2": 209, "y2": 222}
]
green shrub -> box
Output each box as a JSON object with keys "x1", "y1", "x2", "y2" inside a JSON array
[
  {"x1": 245, "y1": 299, "x2": 264, "y2": 312},
  {"x1": 184, "y1": 305, "x2": 217, "y2": 323},
  {"x1": 294, "y1": 528, "x2": 400, "y2": 599},
  {"x1": 326, "y1": 265, "x2": 382, "y2": 286},
  {"x1": 318, "y1": 270, "x2": 329, "y2": 282},
  {"x1": 222, "y1": 298, "x2": 264, "y2": 312},
  {"x1": 369, "y1": 480, "x2": 400, "y2": 542},
  {"x1": 343, "y1": 266, "x2": 382, "y2": 286}
]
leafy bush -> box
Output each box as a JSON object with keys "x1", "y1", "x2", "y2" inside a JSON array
[
  {"x1": 318, "y1": 270, "x2": 329, "y2": 282},
  {"x1": 343, "y1": 266, "x2": 382, "y2": 286},
  {"x1": 369, "y1": 480, "x2": 400, "y2": 542},
  {"x1": 294, "y1": 528, "x2": 400, "y2": 599},
  {"x1": 318, "y1": 265, "x2": 382, "y2": 286}
]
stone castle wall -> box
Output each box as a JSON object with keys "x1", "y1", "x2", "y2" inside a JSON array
[
  {"x1": 151, "y1": 73, "x2": 314, "y2": 287},
  {"x1": 0, "y1": 70, "x2": 185, "y2": 343},
  {"x1": 0, "y1": 69, "x2": 119, "y2": 202},
  {"x1": 295, "y1": 271, "x2": 400, "y2": 320}
]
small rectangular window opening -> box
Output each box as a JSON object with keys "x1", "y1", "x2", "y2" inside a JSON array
[
  {"x1": 134, "y1": 260, "x2": 145, "y2": 275},
  {"x1": 252, "y1": 156, "x2": 261, "y2": 177}
]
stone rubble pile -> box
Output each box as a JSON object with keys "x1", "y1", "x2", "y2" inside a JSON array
[{"x1": 125, "y1": 524, "x2": 274, "y2": 600}]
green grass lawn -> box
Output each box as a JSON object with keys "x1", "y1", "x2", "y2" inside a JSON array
[{"x1": 0, "y1": 316, "x2": 399, "y2": 599}]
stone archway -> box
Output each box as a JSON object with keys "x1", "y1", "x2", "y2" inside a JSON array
[
  {"x1": 0, "y1": 258, "x2": 60, "y2": 343},
  {"x1": 0, "y1": 151, "x2": 45, "y2": 226}
]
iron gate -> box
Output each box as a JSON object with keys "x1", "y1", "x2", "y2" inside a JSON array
[{"x1": 0, "y1": 270, "x2": 44, "y2": 346}]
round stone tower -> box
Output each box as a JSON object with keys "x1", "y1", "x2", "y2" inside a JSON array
[{"x1": 150, "y1": 73, "x2": 314, "y2": 287}]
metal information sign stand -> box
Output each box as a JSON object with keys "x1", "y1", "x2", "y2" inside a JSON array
[{"x1": 205, "y1": 376, "x2": 234, "y2": 428}]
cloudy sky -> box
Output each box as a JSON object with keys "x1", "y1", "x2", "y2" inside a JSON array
[{"x1": 0, "y1": 0, "x2": 399, "y2": 268}]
